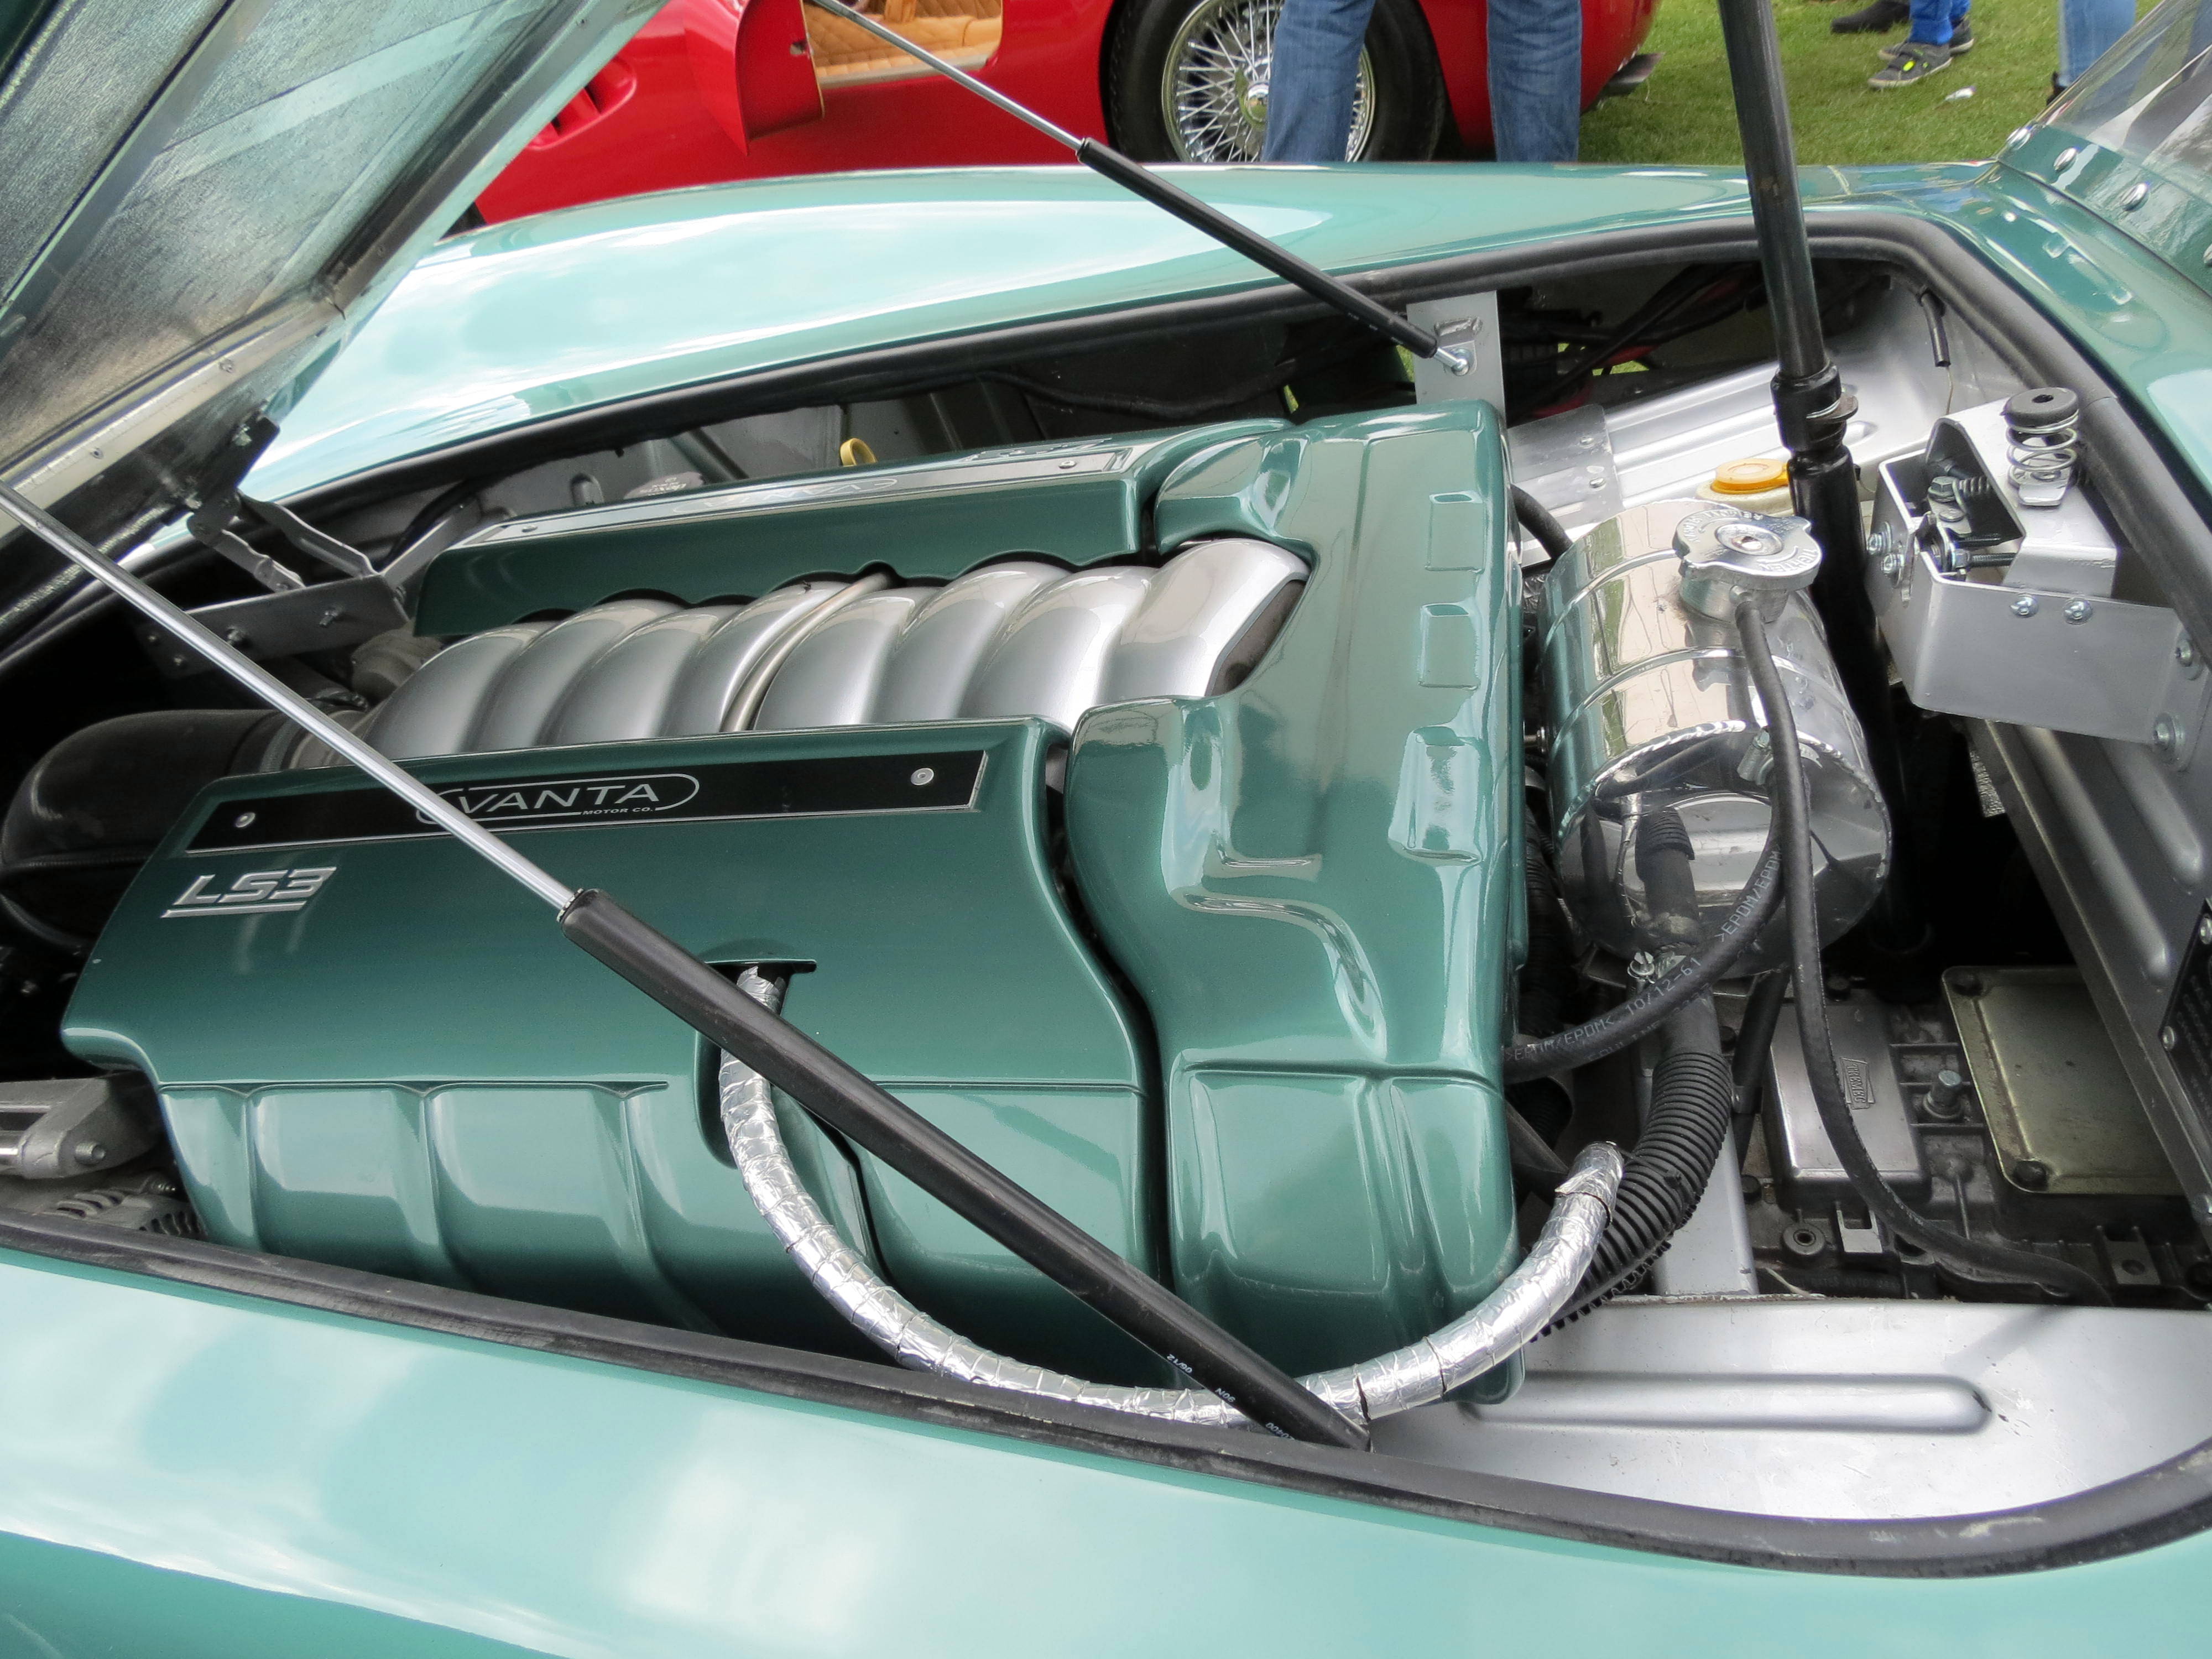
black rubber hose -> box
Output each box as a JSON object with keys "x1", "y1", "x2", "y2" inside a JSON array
[
  {"x1": 1501, "y1": 829, "x2": 1781, "y2": 1083},
  {"x1": 1731, "y1": 967, "x2": 1789, "y2": 1161},
  {"x1": 1736, "y1": 600, "x2": 2111, "y2": 1305},
  {"x1": 1519, "y1": 808, "x2": 1578, "y2": 1039},
  {"x1": 1634, "y1": 805, "x2": 1705, "y2": 953},
  {"x1": 1511, "y1": 487, "x2": 1573, "y2": 562},
  {"x1": 1552, "y1": 991, "x2": 1736, "y2": 1323}
]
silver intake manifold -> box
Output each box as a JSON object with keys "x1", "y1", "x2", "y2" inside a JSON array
[{"x1": 293, "y1": 539, "x2": 1306, "y2": 768}]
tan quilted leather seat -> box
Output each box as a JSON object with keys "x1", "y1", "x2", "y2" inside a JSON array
[{"x1": 804, "y1": 0, "x2": 1003, "y2": 84}]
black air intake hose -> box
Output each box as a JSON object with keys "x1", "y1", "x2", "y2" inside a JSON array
[
  {"x1": 0, "y1": 709, "x2": 298, "y2": 951},
  {"x1": 1550, "y1": 992, "x2": 1735, "y2": 1323}
]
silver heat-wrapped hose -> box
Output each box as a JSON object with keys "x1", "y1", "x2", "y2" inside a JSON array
[{"x1": 719, "y1": 970, "x2": 1623, "y2": 1433}]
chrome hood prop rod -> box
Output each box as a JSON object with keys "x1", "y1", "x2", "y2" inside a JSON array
[
  {"x1": 804, "y1": 0, "x2": 1468, "y2": 375},
  {"x1": 0, "y1": 479, "x2": 1368, "y2": 1452}
]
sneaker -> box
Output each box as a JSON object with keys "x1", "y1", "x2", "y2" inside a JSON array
[
  {"x1": 1869, "y1": 43, "x2": 1952, "y2": 86},
  {"x1": 1881, "y1": 21, "x2": 1971, "y2": 58},
  {"x1": 1833, "y1": 0, "x2": 1908, "y2": 32}
]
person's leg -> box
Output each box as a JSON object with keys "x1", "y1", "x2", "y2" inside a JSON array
[
  {"x1": 1261, "y1": 0, "x2": 1379, "y2": 161},
  {"x1": 2057, "y1": 0, "x2": 2133, "y2": 84},
  {"x1": 1906, "y1": 0, "x2": 1953, "y2": 46},
  {"x1": 1487, "y1": 0, "x2": 1581, "y2": 161}
]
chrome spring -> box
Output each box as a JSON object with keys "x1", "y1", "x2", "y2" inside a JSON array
[
  {"x1": 2005, "y1": 387, "x2": 2082, "y2": 504},
  {"x1": 2007, "y1": 421, "x2": 2079, "y2": 492}
]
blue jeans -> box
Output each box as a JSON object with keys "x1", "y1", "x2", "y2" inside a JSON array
[
  {"x1": 2058, "y1": 0, "x2": 2132, "y2": 84},
  {"x1": 1261, "y1": 0, "x2": 1581, "y2": 161},
  {"x1": 1907, "y1": 0, "x2": 1969, "y2": 46}
]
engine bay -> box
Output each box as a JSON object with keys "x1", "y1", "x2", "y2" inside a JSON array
[{"x1": 8, "y1": 253, "x2": 2212, "y2": 1524}]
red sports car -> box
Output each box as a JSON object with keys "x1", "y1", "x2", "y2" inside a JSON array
[{"x1": 477, "y1": 0, "x2": 1662, "y2": 221}]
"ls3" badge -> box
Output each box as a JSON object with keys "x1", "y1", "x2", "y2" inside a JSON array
[{"x1": 162, "y1": 866, "x2": 336, "y2": 919}]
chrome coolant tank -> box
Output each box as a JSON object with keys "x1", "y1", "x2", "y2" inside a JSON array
[{"x1": 1537, "y1": 500, "x2": 1888, "y2": 968}]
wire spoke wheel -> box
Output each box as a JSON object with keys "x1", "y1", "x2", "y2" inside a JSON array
[{"x1": 1158, "y1": 0, "x2": 1375, "y2": 162}]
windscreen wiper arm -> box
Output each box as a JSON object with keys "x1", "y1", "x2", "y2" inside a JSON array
[{"x1": 805, "y1": 0, "x2": 1468, "y2": 375}]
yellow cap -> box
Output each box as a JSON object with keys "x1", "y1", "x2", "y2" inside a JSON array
[{"x1": 1709, "y1": 458, "x2": 1791, "y2": 495}]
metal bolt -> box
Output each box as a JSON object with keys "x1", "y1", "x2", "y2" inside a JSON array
[
  {"x1": 2180, "y1": 633, "x2": 2201, "y2": 676},
  {"x1": 2121, "y1": 180, "x2": 2150, "y2": 209},
  {"x1": 1926, "y1": 1068, "x2": 1969, "y2": 1120},
  {"x1": 2006, "y1": 126, "x2": 2033, "y2": 148},
  {"x1": 909, "y1": 767, "x2": 936, "y2": 786},
  {"x1": 72, "y1": 1140, "x2": 107, "y2": 1168},
  {"x1": 2011, "y1": 594, "x2": 2039, "y2": 618},
  {"x1": 1588, "y1": 477, "x2": 1606, "y2": 491},
  {"x1": 2199, "y1": 915, "x2": 2212, "y2": 947},
  {"x1": 223, "y1": 626, "x2": 248, "y2": 646},
  {"x1": 233, "y1": 811, "x2": 256, "y2": 830},
  {"x1": 1880, "y1": 550, "x2": 1907, "y2": 586},
  {"x1": 2163, "y1": 1025, "x2": 2180, "y2": 1051},
  {"x1": 2065, "y1": 598, "x2": 2094, "y2": 624},
  {"x1": 2012, "y1": 1158, "x2": 2052, "y2": 1191},
  {"x1": 2053, "y1": 146, "x2": 2079, "y2": 170},
  {"x1": 2155, "y1": 714, "x2": 2181, "y2": 761},
  {"x1": 317, "y1": 607, "x2": 342, "y2": 627}
]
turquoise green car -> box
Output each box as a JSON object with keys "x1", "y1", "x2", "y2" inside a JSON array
[{"x1": 5, "y1": 0, "x2": 2212, "y2": 1650}]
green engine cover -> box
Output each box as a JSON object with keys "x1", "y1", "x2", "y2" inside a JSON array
[{"x1": 63, "y1": 403, "x2": 1521, "y2": 1384}]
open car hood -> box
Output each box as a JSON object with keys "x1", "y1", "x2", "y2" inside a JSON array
[{"x1": 0, "y1": 0, "x2": 655, "y2": 563}]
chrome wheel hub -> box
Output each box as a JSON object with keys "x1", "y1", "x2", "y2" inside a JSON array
[{"x1": 1160, "y1": 0, "x2": 1375, "y2": 163}]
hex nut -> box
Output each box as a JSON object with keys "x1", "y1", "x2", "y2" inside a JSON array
[{"x1": 1781, "y1": 1223, "x2": 1827, "y2": 1259}]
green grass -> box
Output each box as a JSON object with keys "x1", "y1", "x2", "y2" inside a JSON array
[{"x1": 1580, "y1": 0, "x2": 2152, "y2": 167}]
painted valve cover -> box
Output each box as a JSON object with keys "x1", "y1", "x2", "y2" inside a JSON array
[{"x1": 64, "y1": 404, "x2": 1522, "y2": 1382}]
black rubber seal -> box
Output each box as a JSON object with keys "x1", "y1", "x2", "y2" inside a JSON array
[{"x1": 6, "y1": 1207, "x2": 2210, "y2": 1579}]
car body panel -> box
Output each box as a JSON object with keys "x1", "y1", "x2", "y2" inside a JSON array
[
  {"x1": 251, "y1": 161, "x2": 1764, "y2": 500},
  {"x1": 473, "y1": 0, "x2": 1662, "y2": 221},
  {"x1": 2003, "y1": 0, "x2": 2212, "y2": 305},
  {"x1": 0, "y1": 1244, "x2": 2206, "y2": 1655},
  {"x1": 249, "y1": 160, "x2": 2212, "y2": 518}
]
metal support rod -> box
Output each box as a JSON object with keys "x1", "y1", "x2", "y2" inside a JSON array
[
  {"x1": 1712, "y1": 0, "x2": 1915, "y2": 947},
  {"x1": 0, "y1": 481, "x2": 573, "y2": 909},
  {"x1": 801, "y1": 0, "x2": 1464, "y2": 370},
  {"x1": 0, "y1": 479, "x2": 1366, "y2": 1448}
]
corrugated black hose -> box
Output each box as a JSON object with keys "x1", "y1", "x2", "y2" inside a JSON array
[
  {"x1": 1546, "y1": 801, "x2": 1738, "y2": 1321},
  {"x1": 1551, "y1": 992, "x2": 1736, "y2": 1323},
  {"x1": 1736, "y1": 598, "x2": 2111, "y2": 1306}
]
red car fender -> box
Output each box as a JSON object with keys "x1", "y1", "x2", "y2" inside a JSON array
[
  {"x1": 478, "y1": 0, "x2": 1656, "y2": 222},
  {"x1": 684, "y1": 0, "x2": 826, "y2": 150}
]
